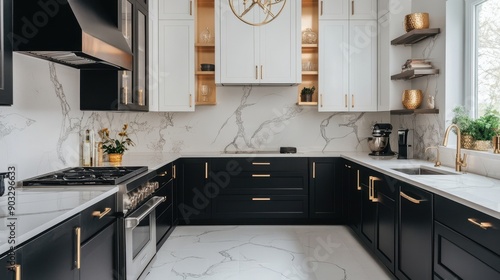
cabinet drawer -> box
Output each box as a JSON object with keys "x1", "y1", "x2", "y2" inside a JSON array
[
  {"x1": 81, "y1": 194, "x2": 117, "y2": 242},
  {"x1": 434, "y1": 221, "x2": 500, "y2": 279},
  {"x1": 156, "y1": 179, "x2": 173, "y2": 215},
  {"x1": 155, "y1": 163, "x2": 173, "y2": 185},
  {"x1": 435, "y1": 196, "x2": 500, "y2": 256},
  {"x1": 212, "y1": 195, "x2": 308, "y2": 219},
  {"x1": 219, "y1": 171, "x2": 308, "y2": 194},
  {"x1": 211, "y1": 158, "x2": 308, "y2": 172}
]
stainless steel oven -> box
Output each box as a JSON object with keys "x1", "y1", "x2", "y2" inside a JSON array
[{"x1": 124, "y1": 196, "x2": 165, "y2": 280}]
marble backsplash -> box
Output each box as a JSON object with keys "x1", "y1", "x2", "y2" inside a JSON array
[{"x1": 0, "y1": 54, "x2": 389, "y2": 180}]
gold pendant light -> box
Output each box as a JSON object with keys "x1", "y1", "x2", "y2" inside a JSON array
[{"x1": 229, "y1": 0, "x2": 287, "y2": 26}]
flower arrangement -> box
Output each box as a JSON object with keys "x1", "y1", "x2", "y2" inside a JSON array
[{"x1": 98, "y1": 124, "x2": 135, "y2": 155}]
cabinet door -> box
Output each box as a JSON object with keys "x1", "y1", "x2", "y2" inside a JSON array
[
  {"x1": 218, "y1": 1, "x2": 258, "y2": 84},
  {"x1": 344, "y1": 161, "x2": 361, "y2": 234},
  {"x1": 319, "y1": 20, "x2": 349, "y2": 112},
  {"x1": 258, "y1": 0, "x2": 300, "y2": 84},
  {"x1": 0, "y1": 251, "x2": 21, "y2": 280},
  {"x1": 350, "y1": 0, "x2": 377, "y2": 20},
  {"x1": 360, "y1": 176, "x2": 376, "y2": 246},
  {"x1": 349, "y1": 20, "x2": 377, "y2": 111},
  {"x1": 319, "y1": 0, "x2": 349, "y2": 19},
  {"x1": 80, "y1": 221, "x2": 117, "y2": 280},
  {"x1": 20, "y1": 215, "x2": 80, "y2": 280},
  {"x1": 309, "y1": 158, "x2": 342, "y2": 220},
  {"x1": 179, "y1": 159, "x2": 211, "y2": 223},
  {"x1": 373, "y1": 176, "x2": 396, "y2": 273},
  {"x1": 0, "y1": 0, "x2": 13, "y2": 105},
  {"x1": 158, "y1": 20, "x2": 195, "y2": 112},
  {"x1": 397, "y1": 183, "x2": 433, "y2": 280},
  {"x1": 136, "y1": 7, "x2": 148, "y2": 107},
  {"x1": 159, "y1": 0, "x2": 193, "y2": 19}
]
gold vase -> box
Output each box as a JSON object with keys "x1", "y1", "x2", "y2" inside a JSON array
[
  {"x1": 473, "y1": 140, "x2": 492, "y2": 151},
  {"x1": 108, "y1": 153, "x2": 123, "y2": 163},
  {"x1": 404, "y1": 13, "x2": 430, "y2": 32},
  {"x1": 402, "y1": 90, "x2": 423, "y2": 109},
  {"x1": 461, "y1": 135, "x2": 474, "y2": 149}
]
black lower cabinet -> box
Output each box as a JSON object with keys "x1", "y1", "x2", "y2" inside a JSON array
[
  {"x1": 179, "y1": 159, "x2": 211, "y2": 223},
  {"x1": 0, "y1": 250, "x2": 21, "y2": 279},
  {"x1": 80, "y1": 221, "x2": 118, "y2": 280},
  {"x1": 309, "y1": 158, "x2": 342, "y2": 222},
  {"x1": 344, "y1": 161, "x2": 361, "y2": 234},
  {"x1": 397, "y1": 183, "x2": 433, "y2": 280},
  {"x1": 434, "y1": 222, "x2": 500, "y2": 279},
  {"x1": 20, "y1": 215, "x2": 81, "y2": 279},
  {"x1": 154, "y1": 162, "x2": 175, "y2": 250}
]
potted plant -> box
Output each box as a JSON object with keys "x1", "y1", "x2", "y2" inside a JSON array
[
  {"x1": 301, "y1": 86, "x2": 315, "y2": 102},
  {"x1": 470, "y1": 108, "x2": 500, "y2": 151},
  {"x1": 452, "y1": 106, "x2": 474, "y2": 149},
  {"x1": 99, "y1": 124, "x2": 135, "y2": 162}
]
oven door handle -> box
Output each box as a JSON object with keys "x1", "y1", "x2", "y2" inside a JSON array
[{"x1": 125, "y1": 196, "x2": 166, "y2": 229}]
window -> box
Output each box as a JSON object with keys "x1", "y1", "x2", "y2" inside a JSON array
[{"x1": 465, "y1": 0, "x2": 500, "y2": 117}]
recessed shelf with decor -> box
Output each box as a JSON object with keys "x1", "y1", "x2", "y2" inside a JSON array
[
  {"x1": 302, "y1": 44, "x2": 318, "y2": 48},
  {"x1": 298, "y1": 0, "x2": 319, "y2": 107},
  {"x1": 391, "y1": 68, "x2": 440, "y2": 80},
  {"x1": 195, "y1": 0, "x2": 216, "y2": 106},
  {"x1": 391, "y1": 28, "x2": 441, "y2": 45},
  {"x1": 297, "y1": 101, "x2": 319, "y2": 106},
  {"x1": 390, "y1": 109, "x2": 439, "y2": 115}
]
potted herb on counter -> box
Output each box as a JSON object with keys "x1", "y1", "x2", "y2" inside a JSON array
[
  {"x1": 470, "y1": 108, "x2": 500, "y2": 151},
  {"x1": 300, "y1": 86, "x2": 315, "y2": 102},
  {"x1": 99, "y1": 124, "x2": 135, "y2": 162},
  {"x1": 452, "y1": 106, "x2": 474, "y2": 149}
]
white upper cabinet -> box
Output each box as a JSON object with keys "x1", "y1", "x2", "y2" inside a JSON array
[
  {"x1": 216, "y1": 0, "x2": 301, "y2": 85},
  {"x1": 319, "y1": 20, "x2": 377, "y2": 112},
  {"x1": 320, "y1": 0, "x2": 377, "y2": 20},
  {"x1": 159, "y1": 0, "x2": 194, "y2": 20}
]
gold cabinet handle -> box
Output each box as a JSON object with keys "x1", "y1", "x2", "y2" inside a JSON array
[
  {"x1": 320, "y1": 1, "x2": 324, "y2": 16},
  {"x1": 352, "y1": 1, "x2": 354, "y2": 15},
  {"x1": 312, "y1": 162, "x2": 316, "y2": 179},
  {"x1": 252, "y1": 174, "x2": 271, "y2": 178},
  {"x1": 252, "y1": 162, "x2": 271, "y2": 166},
  {"x1": 345, "y1": 94, "x2": 348, "y2": 108},
  {"x1": 172, "y1": 165, "x2": 177, "y2": 179},
  {"x1": 190, "y1": 0, "x2": 193, "y2": 16},
  {"x1": 261, "y1": 65, "x2": 263, "y2": 79},
  {"x1": 255, "y1": 65, "x2": 258, "y2": 80},
  {"x1": 320, "y1": 94, "x2": 323, "y2": 107},
  {"x1": 205, "y1": 162, "x2": 208, "y2": 179},
  {"x1": 189, "y1": 94, "x2": 193, "y2": 107},
  {"x1": 75, "y1": 227, "x2": 81, "y2": 269},
  {"x1": 8, "y1": 264, "x2": 21, "y2": 280},
  {"x1": 369, "y1": 176, "x2": 381, "y2": 202},
  {"x1": 356, "y1": 170, "x2": 361, "y2": 191},
  {"x1": 352, "y1": 94, "x2": 355, "y2": 108},
  {"x1": 400, "y1": 191, "x2": 424, "y2": 204},
  {"x1": 252, "y1": 198, "x2": 271, "y2": 201},
  {"x1": 92, "y1": 207, "x2": 112, "y2": 219},
  {"x1": 467, "y1": 218, "x2": 493, "y2": 230},
  {"x1": 159, "y1": 170, "x2": 169, "y2": 177}
]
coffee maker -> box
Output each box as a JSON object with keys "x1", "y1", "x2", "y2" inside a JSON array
[
  {"x1": 368, "y1": 123, "x2": 396, "y2": 157},
  {"x1": 398, "y1": 129, "x2": 413, "y2": 159}
]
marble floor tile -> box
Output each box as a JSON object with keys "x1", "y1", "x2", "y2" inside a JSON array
[{"x1": 145, "y1": 226, "x2": 394, "y2": 280}]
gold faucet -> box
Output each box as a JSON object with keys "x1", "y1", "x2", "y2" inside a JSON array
[
  {"x1": 442, "y1": 124, "x2": 468, "y2": 172},
  {"x1": 425, "y1": 146, "x2": 441, "y2": 167}
]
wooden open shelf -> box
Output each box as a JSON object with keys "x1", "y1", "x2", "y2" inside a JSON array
[
  {"x1": 195, "y1": 0, "x2": 216, "y2": 106},
  {"x1": 302, "y1": 44, "x2": 318, "y2": 48},
  {"x1": 302, "y1": 71, "x2": 318, "y2": 75},
  {"x1": 297, "y1": 101, "x2": 319, "y2": 106},
  {"x1": 391, "y1": 28, "x2": 441, "y2": 45},
  {"x1": 390, "y1": 109, "x2": 439, "y2": 115},
  {"x1": 196, "y1": 71, "x2": 215, "y2": 75},
  {"x1": 391, "y1": 68, "x2": 440, "y2": 80},
  {"x1": 298, "y1": 0, "x2": 319, "y2": 107}
]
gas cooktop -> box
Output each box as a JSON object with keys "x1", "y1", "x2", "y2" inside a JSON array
[{"x1": 22, "y1": 166, "x2": 148, "y2": 186}]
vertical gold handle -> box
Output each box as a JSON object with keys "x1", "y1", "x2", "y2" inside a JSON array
[
  {"x1": 370, "y1": 177, "x2": 381, "y2": 202},
  {"x1": 172, "y1": 165, "x2": 176, "y2": 179},
  {"x1": 8, "y1": 264, "x2": 21, "y2": 280},
  {"x1": 345, "y1": 94, "x2": 348, "y2": 108},
  {"x1": 352, "y1": 95, "x2": 355, "y2": 108},
  {"x1": 320, "y1": 1, "x2": 324, "y2": 16},
  {"x1": 356, "y1": 170, "x2": 361, "y2": 191},
  {"x1": 261, "y1": 65, "x2": 263, "y2": 79},
  {"x1": 189, "y1": 94, "x2": 193, "y2": 107},
  {"x1": 312, "y1": 162, "x2": 316, "y2": 179},
  {"x1": 205, "y1": 162, "x2": 208, "y2": 179},
  {"x1": 190, "y1": 1, "x2": 193, "y2": 16},
  {"x1": 256, "y1": 66, "x2": 258, "y2": 80},
  {"x1": 352, "y1": 1, "x2": 354, "y2": 15},
  {"x1": 75, "y1": 227, "x2": 81, "y2": 269},
  {"x1": 320, "y1": 94, "x2": 323, "y2": 107}
]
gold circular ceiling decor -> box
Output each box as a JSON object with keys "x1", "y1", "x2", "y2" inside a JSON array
[{"x1": 229, "y1": 0, "x2": 287, "y2": 26}]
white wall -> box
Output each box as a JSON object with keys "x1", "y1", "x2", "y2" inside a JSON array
[{"x1": 0, "y1": 54, "x2": 389, "y2": 180}]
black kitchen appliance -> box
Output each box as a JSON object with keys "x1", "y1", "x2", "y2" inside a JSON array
[
  {"x1": 368, "y1": 123, "x2": 396, "y2": 157},
  {"x1": 398, "y1": 129, "x2": 413, "y2": 159},
  {"x1": 0, "y1": 172, "x2": 8, "y2": 196}
]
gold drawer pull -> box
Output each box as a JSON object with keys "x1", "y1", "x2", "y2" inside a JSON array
[
  {"x1": 400, "y1": 191, "x2": 424, "y2": 204},
  {"x1": 92, "y1": 207, "x2": 112, "y2": 219},
  {"x1": 468, "y1": 218, "x2": 493, "y2": 230},
  {"x1": 75, "y1": 227, "x2": 81, "y2": 269},
  {"x1": 252, "y1": 174, "x2": 271, "y2": 178},
  {"x1": 159, "y1": 170, "x2": 168, "y2": 177},
  {"x1": 252, "y1": 198, "x2": 271, "y2": 201},
  {"x1": 252, "y1": 162, "x2": 271, "y2": 166},
  {"x1": 7, "y1": 264, "x2": 21, "y2": 280}
]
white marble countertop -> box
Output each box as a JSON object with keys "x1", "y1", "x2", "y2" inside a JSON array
[{"x1": 0, "y1": 186, "x2": 117, "y2": 256}]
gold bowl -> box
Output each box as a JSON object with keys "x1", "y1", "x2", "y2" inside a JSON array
[
  {"x1": 402, "y1": 89, "x2": 423, "y2": 109},
  {"x1": 404, "y1": 13, "x2": 429, "y2": 32}
]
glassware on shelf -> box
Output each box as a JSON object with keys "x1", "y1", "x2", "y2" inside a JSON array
[
  {"x1": 302, "y1": 28, "x2": 317, "y2": 44},
  {"x1": 200, "y1": 27, "x2": 212, "y2": 43},
  {"x1": 200, "y1": 85, "x2": 210, "y2": 102}
]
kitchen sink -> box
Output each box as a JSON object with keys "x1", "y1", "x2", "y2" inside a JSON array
[{"x1": 391, "y1": 166, "x2": 460, "y2": 175}]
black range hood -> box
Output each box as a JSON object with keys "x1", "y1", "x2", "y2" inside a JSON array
[{"x1": 12, "y1": 0, "x2": 132, "y2": 70}]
